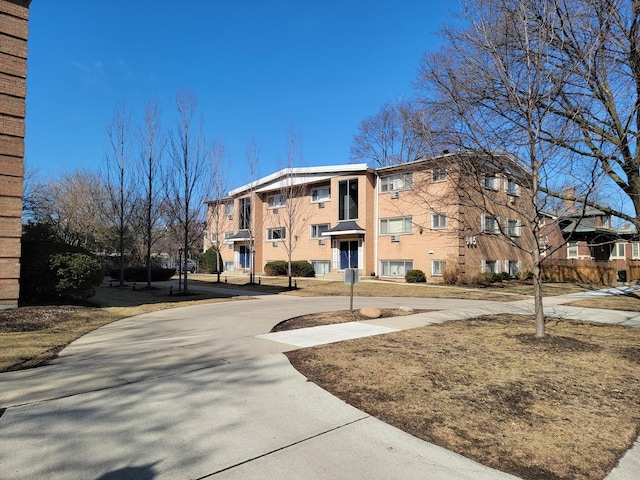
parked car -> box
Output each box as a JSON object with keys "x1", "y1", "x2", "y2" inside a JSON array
[{"x1": 176, "y1": 259, "x2": 197, "y2": 273}]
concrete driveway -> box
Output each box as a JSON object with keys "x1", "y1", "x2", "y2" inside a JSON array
[{"x1": 0, "y1": 291, "x2": 638, "y2": 479}]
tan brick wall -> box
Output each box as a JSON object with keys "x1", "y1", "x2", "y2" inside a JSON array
[{"x1": 0, "y1": 0, "x2": 30, "y2": 309}]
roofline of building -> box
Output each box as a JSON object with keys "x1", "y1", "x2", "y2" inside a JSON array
[{"x1": 227, "y1": 163, "x2": 372, "y2": 197}]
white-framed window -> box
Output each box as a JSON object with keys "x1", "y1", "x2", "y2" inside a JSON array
[
  {"x1": 567, "y1": 241, "x2": 579, "y2": 259},
  {"x1": 506, "y1": 219, "x2": 521, "y2": 237},
  {"x1": 311, "y1": 260, "x2": 330, "y2": 275},
  {"x1": 610, "y1": 243, "x2": 626, "y2": 259},
  {"x1": 310, "y1": 223, "x2": 330, "y2": 238},
  {"x1": 431, "y1": 213, "x2": 447, "y2": 229},
  {"x1": 380, "y1": 173, "x2": 413, "y2": 192},
  {"x1": 380, "y1": 260, "x2": 414, "y2": 277},
  {"x1": 632, "y1": 242, "x2": 640, "y2": 259},
  {"x1": 224, "y1": 260, "x2": 234, "y2": 271},
  {"x1": 267, "y1": 194, "x2": 286, "y2": 209},
  {"x1": 432, "y1": 260, "x2": 445, "y2": 276},
  {"x1": 267, "y1": 227, "x2": 286, "y2": 241},
  {"x1": 482, "y1": 260, "x2": 500, "y2": 273},
  {"x1": 223, "y1": 201, "x2": 234, "y2": 216},
  {"x1": 311, "y1": 185, "x2": 330, "y2": 203},
  {"x1": 483, "y1": 175, "x2": 500, "y2": 190},
  {"x1": 482, "y1": 215, "x2": 500, "y2": 234},
  {"x1": 380, "y1": 216, "x2": 413, "y2": 235},
  {"x1": 505, "y1": 179, "x2": 521, "y2": 196},
  {"x1": 506, "y1": 260, "x2": 521, "y2": 277},
  {"x1": 431, "y1": 167, "x2": 446, "y2": 182}
]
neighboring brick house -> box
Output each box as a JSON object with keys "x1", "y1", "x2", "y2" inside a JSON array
[
  {"x1": 0, "y1": 0, "x2": 30, "y2": 309},
  {"x1": 539, "y1": 203, "x2": 640, "y2": 281},
  {"x1": 204, "y1": 152, "x2": 535, "y2": 282}
]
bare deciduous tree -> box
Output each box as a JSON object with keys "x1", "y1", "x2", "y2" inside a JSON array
[
  {"x1": 266, "y1": 124, "x2": 311, "y2": 288},
  {"x1": 104, "y1": 100, "x2": 135, "y2": 287},
  {"x1": 414, "y1": 0, "x2": 601, "y2": 336},
  {"x1": 206, "y1": 138, "x2": 230, "y2": 282},
  {"x1": 136, "y1": 97, "x2": 165, "y2": 288},
  {"x1": 350, "y1": 101, "x2": 429, "y2": 167},
  {"x1": 166, "y1": 91, "x2": 209, "y2": 294},
  {"x1": 32, "y1": 170, "x2": 107, "y2": 249}
]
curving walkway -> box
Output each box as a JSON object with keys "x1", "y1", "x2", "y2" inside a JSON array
[{"x1": 0, "y1": 290, "x2": 638, "y2": 479}]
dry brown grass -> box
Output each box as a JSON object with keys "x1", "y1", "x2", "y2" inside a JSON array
[
  {"x1": 190, "y1": 275, "x2": 591, "y2": 301},
  {"x1": 286, "y1": 315, "x2": 640, "y2": 480},
  {"x1": 270, "y1": 308, "x2": 434, "y2": 332},
  {"x1": 0, "y1": 285, "x2": 236, "y2": 372},
  {"x1": 567, "y1": 294, "x2": 640, "y2": 312}
]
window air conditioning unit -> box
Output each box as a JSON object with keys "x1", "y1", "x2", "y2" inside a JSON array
[
  {"x1": 273, "y1": 241, "x2": 278, "y2": 247},
  {"x1": 509, "y1": 196, "x2": 515, "y2": 204},
  {"x1": 391, "y1": 234, "x2": 400, "y2": 242},
  {"x1": 318, "y1": 239, "x2": 326, "y2": 246},
  {"x1": 228, "y1": 215, "x2": 233, "y2": 220},
  {"x1": 390, "y1": 191, "x2": 400, "y2": 199},
  {"x1": 318, "y1": 202, "x2": 325, "y2": 209}
]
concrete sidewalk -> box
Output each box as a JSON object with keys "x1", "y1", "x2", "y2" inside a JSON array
[{"x1": 0, "y1": 291, "x2": 638, "y2": 479}]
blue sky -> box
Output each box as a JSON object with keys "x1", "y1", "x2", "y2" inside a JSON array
[{"x1": 25, "y1": 0, "x2": 458, "y2": 189}]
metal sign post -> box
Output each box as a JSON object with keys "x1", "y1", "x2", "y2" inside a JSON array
[{"x1": 344, "y1": 268, "x2": 360, "y2": 312}]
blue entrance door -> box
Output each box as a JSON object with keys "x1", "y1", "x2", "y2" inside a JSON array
[
  {"x1": 340, "y1": 240, "x2": 359, "y2": 269},
  {"x1": 239, "y1": 245, "x2": 250, "y2": 268}
]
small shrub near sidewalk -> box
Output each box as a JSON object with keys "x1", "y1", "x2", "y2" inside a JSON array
[
  {"x1": 405, "y1": 269, "x2": 426, "y2": 283},
  {"x1": 264, "y1": 260, "x2": 315, "y2": 277},
  {"x1": 50, "y1": 253, "x2": 104, "y2": 301}
]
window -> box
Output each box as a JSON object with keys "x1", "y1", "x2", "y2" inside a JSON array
[
  {"x1": 267, "y1": 227, "x2": 286, "y2": 241},
  {"x1": 633, "y1": 242, "x2": 640, "y2": 259},
  {"x1": 239, "y1": 197, "x2": 251, "y2": 230},
  {"x1": 267, "y1": 194, "x2": 285, "y2": 209},
  {"x1": 339, "y1": 179, "x2": 358, "y2": 221},
  {"x1": 431, "y1": 213, "x2": 447, "y2": 229},
  {"x1": 223, "y1": 231, "x2": 234, "y2": 242},
  {"x1": 311, "y1": 185, "x2": 330, "y2": 202},
  {"x1": 432, "y1": 167, "x2": 446, "y2": 182},
  {"x1": 310, "y1": 223, "x2": 330, "y2": 238},
  {"x1": 224, "y1": 260, "x2": 234, "y2": 271},
  {"x1": 380, "y1": 173, "x2": 413, "y2": 192},
  {"x1": 611, "y1": 243, "x2": 626, "y2": 259},
  {"x1": 432, "y1": 260, "x2": 445, "y2": 276},
  {"x1": 482, "y1": 215, "x2": 500, "y2": 234},
  {"x1": 483, "y1": 175, "x2": 500, "y2": 190},
  {"x1": 567, "y1": 241, "x2": 578, "y2": 259},
  {"x1": 482, "y1": 260, "x2": 500, "y2": 273},
  {"x1": 223, "y1": 201, "x2": 234, "y2": 216},
  {"x1": 311, "y1": 260, "x2": 330, "y2": 275},
  {"x1": 380, "y1": 216, "x2": 413, "y2": 235},
  {"x1": 506, "y1": 260, "x2": 521, "y2": 277},
  {"x1": 505, "y1": 179, "x2": 521, "y2": 196},
  {"x1": 380, "y1": 260, "x2": 414, "y2": 277},
  {"x1": 506, "y1": 219, "x2": 521, "y2": 237}
]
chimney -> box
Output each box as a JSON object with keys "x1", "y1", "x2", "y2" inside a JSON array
[{"x1": 564, "y1": 188, "x2": 575, "y2": 212}]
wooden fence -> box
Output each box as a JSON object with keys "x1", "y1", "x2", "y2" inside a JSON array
[{"x1": 541, "y1": 259, "x2": 616, "y2": 286}]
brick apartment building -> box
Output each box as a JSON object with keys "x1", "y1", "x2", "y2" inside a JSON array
[
  {"x1": 205, "y1": 152, "x2": 535, "y2": 282},
  {"x1": 0, "y1": 0, "x2": 30, "y2": 308}
]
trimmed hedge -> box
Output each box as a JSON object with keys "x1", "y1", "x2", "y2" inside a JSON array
[
  {"x1": 405, "y1": 269, "x2": 426, "y2": 283},
  {"x1": 203, "y1": 247, "x2": 224, "y2": 274},
  {"x1": 109, "y1": 267, "x2": 176, "y2": 282},
  {"x1": 264, "y1": 260, "x2": 315, "y2": 277}
]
